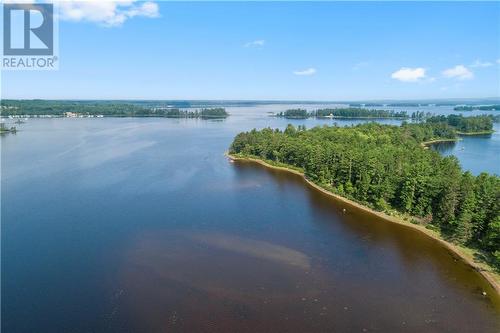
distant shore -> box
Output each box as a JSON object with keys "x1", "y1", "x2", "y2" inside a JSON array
[{"x1": 226, "y1": 153, "x2": 500, "y2": 295}]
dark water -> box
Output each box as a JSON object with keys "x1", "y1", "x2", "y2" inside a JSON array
[{"x1": 2, "y1": 108, "x2": 500, "y2": 332}]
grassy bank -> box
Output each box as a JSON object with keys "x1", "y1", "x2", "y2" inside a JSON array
[{"x1": 227, "y1": 152, "x2": 500, "y2": 295}]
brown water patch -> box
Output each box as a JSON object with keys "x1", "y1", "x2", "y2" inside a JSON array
[
  {"x1": 112, "y1": 226, "x2": 500, "y2": 332},
  {"x1": 116, "y1": 231, "x2": 335, "y2": 332}
]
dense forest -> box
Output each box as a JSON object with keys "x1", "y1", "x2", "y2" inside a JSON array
[
  {"x1": 276, "y1": 109, "x2": 309, "y2": 118},
  {"x1": 276, "y1": 108, "x2": 410, "y2": 119},
  {"x1": 230, "y1": 122, "x2": 500, "y2": 268},
  {"x1": 454, "y1": 105, "x2": 500, "y2": 111},
  {"x1": 274, "y1": 109, "x2": 496, "y2": 134},
  {"x1": 313, "y1": 108, "x2": 408, "y2": 118},
  {"x1": 0, "y1": 100, "x2": 228, "y2": 118},
  {"x1": 426, "y1": 114, "x2": 494, "y2": 133}
]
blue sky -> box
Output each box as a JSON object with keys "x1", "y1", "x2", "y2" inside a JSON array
[{"x1": 2, "y1": 1, "x2": 500, "y2": 100}]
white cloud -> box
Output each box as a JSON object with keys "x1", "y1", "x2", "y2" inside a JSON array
[
  {"x1": 497, "y1": 59, "x2": 500, "y2": 64},
  {"x1": 471, "y1": 60, "x2": 493, "y2": 68},
  {"x1": 442, "y1": 65, "x2": 474, "y2": 80},
  {"x1": 244, "y1": 40, "x2": 265, "y2": 48},
  {"x1": 293, "y1": 68, "x2": 316, "y2": 76},
  {"x1": 391, "y1": 67, "x2": 426, "y2": 82},
  {"x1": 59, "y1": 0, "x2": 160, "y2": 27}
]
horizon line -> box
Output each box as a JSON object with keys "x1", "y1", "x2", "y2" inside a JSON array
[{"x1": 2, "y1": 97, "x2": 500, "y2": 103}]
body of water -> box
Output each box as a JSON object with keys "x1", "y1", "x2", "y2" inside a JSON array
[{"x1": 2, "y1": 105, "x2": 499, "y2": 332}]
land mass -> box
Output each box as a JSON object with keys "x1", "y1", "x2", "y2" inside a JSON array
[
  {"x1": 226, "y1": 153, "x2": 500, "y2": 294},
  {"x1": 454, "y1": 105, "x2": 500, "y2": 111},
  {"x1": 0, "y1": 100, "x2": 229, "y2": 118},
  {"x1": 275, "y1": 108, "x2": 416, "y2": 119},
  {"x1": 0, "y1": 123, "x2": 17, "y2": 134},
  {"x1": 229, "y1": 119, "x2": 500, "y2": 292}
]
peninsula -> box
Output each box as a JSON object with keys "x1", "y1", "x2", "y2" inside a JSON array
[{"x1": 229, "y1": 121, "x2": 500, "y2": 291}]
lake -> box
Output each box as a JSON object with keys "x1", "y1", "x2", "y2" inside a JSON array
[{"x1": 2, "y1": 105, "x2": 499, "y2": 332}]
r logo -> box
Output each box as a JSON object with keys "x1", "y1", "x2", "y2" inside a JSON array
[{"x1": 3, "y1": 3, "x2": 54, "y2": 56}]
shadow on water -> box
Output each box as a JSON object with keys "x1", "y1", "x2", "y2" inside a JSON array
[
  {"x1": 232, "y1": 160, "x2": 500, "y2": 330},
  {"x1": 239, "y1": 160, "x2": 500, "y2": 300},
  {"x1": 110, "y1": 160, "x2": 500, "y2": 333},
  {"x1": 430, "y1": 141, "x2": 457, "y2": 154}
]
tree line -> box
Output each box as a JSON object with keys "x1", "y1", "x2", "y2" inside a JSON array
[
  {"x1": 274, "y1": 110, "x2": 495, "y2": 135},
  {"x1": 276, "y1": 108, "x2": 410, "y2": 119},
  {"x1": 425, "y1": 114, "x2": 494, "y2": 133},
  {"x1": 0, "y1": 100, "x2": 228, "y2": 118},
  {"x1": 230, "y1": 122, "x2": 500, "y2": 268},
  {"x1": 454, "y1": 105, "x2": 500, "y2": 111}
]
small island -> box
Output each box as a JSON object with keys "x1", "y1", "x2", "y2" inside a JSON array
[
  {"x1": 228, "y1": 119, "x2": 500, "y2": 289},
  {"x1": 275, "y1": 107, "x2": 412, "y2": 119},
  {"x1": 425, "y1": 114, "x2": 495, "y2": 135},
  {"x1": 0, "y1": 123, "x2": 17, "y2": 134},
  {"x1": 454, "y1": 105, "x2": 500, "y2": 111}
]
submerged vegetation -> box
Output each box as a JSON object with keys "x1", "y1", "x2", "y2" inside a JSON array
[
  {"x1": 230, "y1": 122, "x2": 500, "y2": 268},
  {"x1": 0, "y1": 100, "x2": 228, "y2": 118}
]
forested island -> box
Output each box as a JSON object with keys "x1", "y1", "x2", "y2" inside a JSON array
[
  {"x1": 454, "y1": 105, "x2": 500, "y2": 111},
  {"x1": 425, "y1": 114, "x2": 494, "y2": 135},
  {"x1": 276, "y1": 108, "x2": 412, "y2": 119},
  {"x1": 274, "y1": 108, "x2": 496, "y2": 135},
  {"x1": 0, "y1": 100, "x2": 228, "y2": 118},
  {"x1": 229, "y1": 120, "x2": 500, "y2": 270}
]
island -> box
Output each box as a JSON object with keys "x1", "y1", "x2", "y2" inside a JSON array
[
  {"x1": 0, "y1": 100, "x2": 229, "y2": 119},
  {"x1": 425, "y1": 114, "x2": 495, "y2": 135},
  {"x1": 228, "y1": 120, "x2": 500, "y2": 289},
  {"x1": 0, "y1": 123, "x2": 17, "y2": 134},
  {"x1": 454, "y1": 105, "x2": 500, "y2": 111},
  {"x1": 276, "y1": 108, "x2": 424, "y2": 120}
]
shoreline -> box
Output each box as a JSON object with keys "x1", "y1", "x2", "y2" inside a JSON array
[
  {"x1": 457, "y1": 131, "x2": 494, "y2": 136},
  {"x1": 421, "y1": 138, "x2": 459, "y2": 147},
  {"x1": 226, "y1": 153, "x2": 500, "y2": 295}
]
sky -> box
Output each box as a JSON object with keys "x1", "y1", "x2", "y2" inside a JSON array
[{"x1": 2, "y1": 1, "x2": 500, "y2": 100}]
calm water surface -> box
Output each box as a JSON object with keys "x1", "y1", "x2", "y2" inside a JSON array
[{"x1": 2, "y1": 106, "x2": 499, "y2": 332}]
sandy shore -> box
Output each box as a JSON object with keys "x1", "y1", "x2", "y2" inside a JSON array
[{"x1": 227, "y1": 153, "x2": 500, "y2": 295}]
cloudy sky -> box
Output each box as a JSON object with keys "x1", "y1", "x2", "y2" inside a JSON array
[{"x1": 2, "y1": 1, "x2": 500, "y2": 100}]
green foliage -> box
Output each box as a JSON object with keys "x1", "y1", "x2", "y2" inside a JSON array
[
  {"x1": 313, "y1": 108, "x2": 408, "y2": 118},
  {"x1": 230, "y1": 123, "x2": 500, "y2": 267},
  {"x1": 276, "y1": 107, "x2": 410, "y2": 119},
  {"x1": 0, "y1": 100, "x2": 228, "y2": 118},
  {"x1": 454, "y1": 105, "x2": 500, "y2": 111},
  {"x1": 426, "y1": 114, "x2": 494, "y2": 133},
  {"x1": 0, "y1": 123, "x2": 17, "y2": 133},
  {"x1": 277, "y1": 109, "x2": 309, "y2": 119}
]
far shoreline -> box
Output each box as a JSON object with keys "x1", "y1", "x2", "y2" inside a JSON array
[{"x1": 226, "y1": 153, "x2": 500, "y2": 296}]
